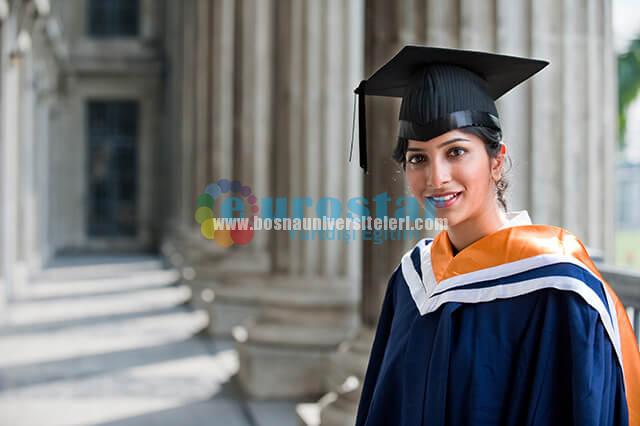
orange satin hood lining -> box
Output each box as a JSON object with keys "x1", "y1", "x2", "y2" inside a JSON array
[{"x1": 430, "y1": 225, "x2": 578, "y2": 284}]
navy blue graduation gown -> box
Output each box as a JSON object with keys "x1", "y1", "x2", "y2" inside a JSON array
[{"x1": 355, "y1": 237, "x2": 632, "y2": 426}]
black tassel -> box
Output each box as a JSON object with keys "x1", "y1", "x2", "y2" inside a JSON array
[
  {"x1": 349, "y1": 92, "x2": 356, "y2": 163},
  {"x1": 355, "y1": 80, "x2": 368, "y2": 174}
]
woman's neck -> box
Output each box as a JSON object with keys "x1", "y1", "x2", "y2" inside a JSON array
[{"x1": 447, "y1": 207, "x2": 507, "y2": 254}]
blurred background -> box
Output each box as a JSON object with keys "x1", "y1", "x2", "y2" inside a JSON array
[{"x1": 0, "y1": 0, "x2": 638, "y2": 425}]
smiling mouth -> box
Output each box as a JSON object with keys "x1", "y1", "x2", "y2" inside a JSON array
[{"x1": 426, "y1": 191, "x2": 463, "y2": 208}]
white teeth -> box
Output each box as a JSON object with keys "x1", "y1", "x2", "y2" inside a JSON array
[{"x1": 432, "y1": 193, "x2": 458, "y2": 201}]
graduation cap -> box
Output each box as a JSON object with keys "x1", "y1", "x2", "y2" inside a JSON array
[{"x1": 350, "y1": 46, "x2": 549, "y2": 173}]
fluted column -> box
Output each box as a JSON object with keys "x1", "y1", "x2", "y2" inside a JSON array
[
  {"x1": 495, "y1": 0, "x2": 531, "y2": 211},
  {"x1": 601, "y1": 0, "x2": 616, "y2": 261},
  {"x1": 1, "y1": 13, "x2": 24, "y2": 303},
  {"x1": 194, "y1": 0, "x2": 210, "y2": 209},
  {"x1": 528, "y1": 0, "x2": 615, "y2": 258},
  {"x1": 31, "y1": 20, "x2": 60, "y2": 270},
  {"x1": 10, "y1": 37, "x2": 33, "y2": 300},
  {"x1": 234, "y1": 0, "x2": 363, "y2": 399},
  {"x1": 187, "y1": 0, "x2": 273, "y2": 332},
  {"x1": 0, "y1": 24, "x2": 5, "y2": 314},
  {"x1": 166, "y1": 0, "x2": 228, "y2": 277},
  {"x1": 210, "y1": 0, "x2": 234, "y2": 191},
  {"x1": 1, "y1": 15, "x2": 19, "y2": 306},
  {"x1": 159, "y1": 0, "x2": 184, "y2": 262},
  {"x1": 310, "y1": 1, "x2": 416, "y2": 423},
  {"x1": 530, "y1": 0, "x2": 564, "y2": 229},
  {"x1": 167, "y1": 0, "x2": 198, "y2": 269},
  {"x1": 21, "y1": 17, "x2": 55, "y2": 276}
]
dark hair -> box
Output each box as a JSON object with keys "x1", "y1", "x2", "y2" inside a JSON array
[{"x1": 393, "y1": 126, "x2": 510, "y2": 211}]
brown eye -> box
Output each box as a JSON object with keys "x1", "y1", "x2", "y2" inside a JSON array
[
  {"x1": 448, "y1": 147, "x2": 466, "y2": 158},
  {"x1": 407, "y1": 154, "x2": 426, "y2": 165}
]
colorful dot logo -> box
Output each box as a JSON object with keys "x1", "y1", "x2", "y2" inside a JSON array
[{"x1": 194, "y1": 179, "x2": 259, "y2": 247}]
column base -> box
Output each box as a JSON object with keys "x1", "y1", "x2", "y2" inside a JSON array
[
  {"x1": 168, "y1": 225, "x2": 268, "y2": 315},
  {"x1": 186, "y1": 249, "x2": 271, "y2": 335},
  {"x1": 205, "y1": 273, "x2": 267, "y2": 337},
  {"x1": 297, "y1": 327, "x2": 374, "y2": 426},
  {"x1": 178, "y1": 227, "x2": 228, "y2": 268},
  {"x1": 234, "y1": 275, "x2": 359, "y2": 399}
]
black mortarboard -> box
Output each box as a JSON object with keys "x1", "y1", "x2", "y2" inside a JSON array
[{"x1": 350, "y1": 46, "x2": 549, "y2": 173}]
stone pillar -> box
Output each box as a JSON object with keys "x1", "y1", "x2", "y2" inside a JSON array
[
  {"x1": 210, "y1": 0, "x2": 234, "y2": 189},
  {"x1": 21, "y1": 18, "x2": 55, "y2": 275},
  {"x1": 194, "y1": 0, "x2": 210, "y2": 206},
  {"x1": 601, "y1": 0, "x2": 616, "y2": 262},
  {"x1": 168, "y1": 0, "x2": 224, "y2": 274},
  {"x1": 234, "y1": 0, "x2": 362, "y2": 399},
  {"x1": 0, "y1": 15, "x2": 6, "y2": 316},
  {"x1": 177, "y1": 0, "x2": 234, "y2": 274},
  {"x1": 21, "y1": 47, "x2": 37, "y2": 274},
  {"x1": 13, "y1": 48, "x2": 29, "y2": 298},
  {"x1": 1, "y1": 14, "x2": 22, "y2": 303},
  {"x1": 180, "y1": 0, "x2": 198, "y2": 250},
  {"x1": 159, "y1": 0, "x2": 206, "y2": 272},
  {"x1": 530, "y1": 0, "x2": 564, "y2": 229},
  {"x1": 159, "y1": 0, "x2": 183, "y2": 261},
  {"x1": 3, "y1": 6, "x2": 58, "y2": 294},
  {"x1": 495, "y1": 0, "x2": 531, "y2": 211},
  {"x1": 171, "y1": 0, "x2": 196, "y2": 265},
  {"x1": 308, "y1": 1, "x2": 413, "y2": 423},
  {"x1": 185, "y1": 0, "x2": 273, "y2": 324},
  {"x1": 29, "y1": 24, "x2": 58, "y2": 269},
  {"x1": 181, "y1": 0, "x2": 273, "y2": 330},
  {"x1": 527, "y1": 0, "x2": 615, "y2": 259}
]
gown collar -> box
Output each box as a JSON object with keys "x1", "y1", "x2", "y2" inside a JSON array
[
  {"x1": 498, "y1": 210, "x2": 533, "y2": 229},
  {"x1": 430, "y1": 210, "x2": 534, "y2": 283}
]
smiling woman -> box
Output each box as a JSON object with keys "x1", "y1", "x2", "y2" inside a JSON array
[
  {"x1": 397, "y1": 128, "x2": 508, "y2": 252},
  {"x1": 353, "y1": 46, "x2": 640, "y2": 426}
]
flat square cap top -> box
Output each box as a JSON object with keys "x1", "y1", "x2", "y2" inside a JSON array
[{"x1": 359, "y1": 45, "x2": 549, "y2": 99}]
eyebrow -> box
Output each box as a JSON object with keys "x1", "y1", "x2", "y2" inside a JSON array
[{"x1": 406, "y1": 137, "x2": 470, "y2": 151}]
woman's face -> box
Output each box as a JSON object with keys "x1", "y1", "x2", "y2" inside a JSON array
[{"x1": 404, "y1": 129, "x2": 503, "y2": 228}]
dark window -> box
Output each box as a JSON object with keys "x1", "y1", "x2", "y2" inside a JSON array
[
  {"x1": 87, "y1": 100, "x2": 139, "y2": 237},
  {"x1": 88, "y1": 0, "x2": 140, "y2": 37}
]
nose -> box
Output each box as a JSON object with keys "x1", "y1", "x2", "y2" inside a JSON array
[{"x1": 426, "y1": 157, "x2": 451, "y2": 189}]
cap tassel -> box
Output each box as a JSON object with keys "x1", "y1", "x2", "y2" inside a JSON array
[
  {"x1": 355, "y1": 80, "x2": 368, "y2": 174},
  {"x1": 348, "y1": 92, "x2": 357, "y2": 163}
]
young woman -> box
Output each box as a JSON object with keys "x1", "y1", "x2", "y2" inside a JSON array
[{"x1": 354, "y1": 46, "x2": 640, "y2": 426}]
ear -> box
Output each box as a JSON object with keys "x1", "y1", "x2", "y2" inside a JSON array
[{"x1": 490, "y1": 143, "x2": 506, "y2": 181}]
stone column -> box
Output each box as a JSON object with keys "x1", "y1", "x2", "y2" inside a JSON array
[
  {"x1": 29, "y1": 22, "x2": 57, "y2": 269},
  {"x1": 177, "y1": 0, "x2": 234, "y2": 274},
  {"x1": 1, "y1": 14, "x2": 22, "y2": 303},
  {"x1": 194, "y1": 0, "x2": 210, "y2": 206},
  {"x1": 185, "y1": 0, "x2": 273, "y2": 323},
  {"x1": 21, "y1": 16, "x2": 56, "y2": 275},
  {"x1": 180, "y1": 0, "x2": 199, "y2": 255},
  {"x1": 166, "y1": 0, "x2": 223, "y2": 273},
  {"x1": 159, "y1": 0, "x2": 183, "y2": 262},
  {"x1": 233, "y1": 0, "x2": 363, "y2": 399},
  {"x1": 527, "y1": 0, "x2": 615, "y2": 259},
  {"x1": 167, "y1": 0, "x2": 195, "y2": 268},
  {"x1": 495, "y1": 0, "x2": 531, "y2": 211},
  {"x1": 210, "y1": 0, "x2": 234, "y2": 190},
  {"x1": 159, "y1": 0, "x2": 204, "y2": 272},
  {"x1": 601, "y1": 0, "x2": 616, "y2": 262},
  {"x1": 21, "y1": 46, "x2": 37, "y2": 274},
  {"x1": 0, "y1": 15, "x2": 6, "y2": 315},
  {"x1": 308, "y1": 1, "x2": 415, "y2": 423}
]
